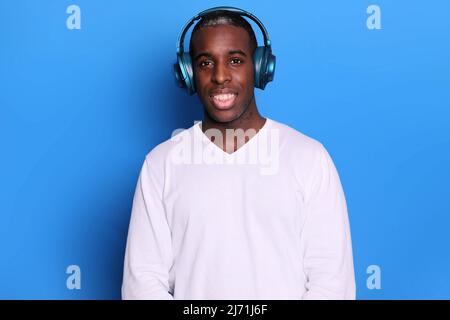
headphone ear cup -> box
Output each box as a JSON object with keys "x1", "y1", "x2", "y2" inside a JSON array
[
  {"x1": 252, "y1": 47, "x2": 265, "y2": 89},
  {"x1": 173, "y1": 53, "x2": 196, "y2": 95},
  {"x1": 265, "y1": 52, "x2": 276, "y2": 84},
  {"x1": 253, "y1": 46, "x2": 276, "y2": 90},
  {"x1": 173, "y1": 59, "x2": 186, "y2": 89},
  {"x1": 181, "y1": 53, "x2": 196, "y2": 95}
]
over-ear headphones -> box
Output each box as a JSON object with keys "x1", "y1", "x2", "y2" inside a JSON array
[{"x1": 173, "y1": 6, "x2": 276, "y2": 95}]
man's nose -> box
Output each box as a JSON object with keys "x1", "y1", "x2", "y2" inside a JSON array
[{"x1": 212, "y1": 62, "x2": 231, "y2": 85}]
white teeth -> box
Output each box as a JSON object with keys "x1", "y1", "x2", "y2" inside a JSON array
[{"x1": 212, "y1": 93, "x2": 236, "y2": 101}]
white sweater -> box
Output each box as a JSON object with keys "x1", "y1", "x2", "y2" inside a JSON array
[{"x1": 121, "y1": 118, "x2": 356, "y2": 299}]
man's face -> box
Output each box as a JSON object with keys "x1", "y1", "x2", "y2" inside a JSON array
[{"x1": 190, "y1": 24, "x2": 255, "y2": 123}]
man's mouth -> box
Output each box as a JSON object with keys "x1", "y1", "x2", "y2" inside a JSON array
[{"x1": 209, "y1": 93, "x2": 237, "y2": 110}]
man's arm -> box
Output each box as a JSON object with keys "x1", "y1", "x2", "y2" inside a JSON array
[
  {"x1": 300, "y1": 144, "x2": 356, "y2": 300},
  {"x1": 122, "y1": 155, "x2": 174, "y2": 300}
]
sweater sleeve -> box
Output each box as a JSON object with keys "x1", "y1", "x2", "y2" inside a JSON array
[
  {"x1": 300, "y1": 144, "x2": 356, "y2": 300},
  {"x1": 121, "y1": 155, "x2": 174, "y2": 300}
]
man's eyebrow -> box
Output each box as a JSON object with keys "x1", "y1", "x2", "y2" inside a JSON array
[
  {"x1": 194, "y1": 50, "x2": 247, "y2": 61},
  {"x1": 228, "y1": 50, "x2": 247, "y2": 57}
]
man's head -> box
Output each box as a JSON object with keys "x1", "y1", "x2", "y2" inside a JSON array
[{"x1": 189, "y1": 10, "x2": 258, "y2": 123}]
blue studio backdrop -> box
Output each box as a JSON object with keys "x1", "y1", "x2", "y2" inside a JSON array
[{"x1": 1, "y1": 0, "x2": 449, "y2": 299}]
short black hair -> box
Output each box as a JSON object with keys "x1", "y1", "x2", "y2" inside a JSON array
[{"x1": 188, "y1": 10, "x2": 258, "y2": 55}]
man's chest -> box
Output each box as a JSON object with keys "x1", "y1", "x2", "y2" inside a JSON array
[{"x1": 163, "y1": 164, "x2": 306, "y2": 233}]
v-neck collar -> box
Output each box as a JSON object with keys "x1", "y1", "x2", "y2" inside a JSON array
[{"x1": 193, "y1": 118, "x2": 273, "y2": 158}]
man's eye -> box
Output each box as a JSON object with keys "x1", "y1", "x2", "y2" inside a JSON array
[
  {"x1": 230, "y1": 58, "x2": 243, "y2": 64},
  {"x1": 199, "y1": 61, "x2": 212, "y2": 67}
]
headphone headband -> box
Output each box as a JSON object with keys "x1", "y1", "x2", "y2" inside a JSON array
[{"x1": 176, "y1": 6, "x2": 272, "y2": 54}]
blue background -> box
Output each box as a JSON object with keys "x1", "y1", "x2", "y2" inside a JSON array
[{"x1": 1, "y1": 0, "x2": 449, "y2": 299}]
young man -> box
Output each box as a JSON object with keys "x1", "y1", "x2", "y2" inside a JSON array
[{"x1": 121, "y1": 8, "x2": 356, "y2": 300}]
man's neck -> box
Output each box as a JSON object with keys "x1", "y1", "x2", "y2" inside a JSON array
[{"x1": 200, "y1": 100, "x2": 266, "y2": 153}]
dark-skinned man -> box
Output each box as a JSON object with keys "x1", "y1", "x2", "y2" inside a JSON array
[{"x1": 122, "y1": 7, "x2": 356, "y2": 300}]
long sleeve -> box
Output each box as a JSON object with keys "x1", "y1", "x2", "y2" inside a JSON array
[
  {"x1": 300, "y1": 144, "x2": 356, "y2": 300},
  {"x1": 121, "y1": 155, "x2": 174, "y2": 300}
]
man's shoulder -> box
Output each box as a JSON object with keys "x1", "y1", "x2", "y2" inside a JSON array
[
  {"x1": 144, "y1": 123, "x2": 197, "y2": 164},
  {"x1": 269, "y1": 118, "x2": 325, "y2": 155}
]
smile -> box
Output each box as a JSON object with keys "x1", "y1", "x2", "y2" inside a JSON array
[{"x1": 210, "y1": 93, "x2": 237, "y2": 110}]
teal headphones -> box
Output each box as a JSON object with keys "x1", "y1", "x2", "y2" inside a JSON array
[{"x1": 173, "y1": 6, "x2": 276, "y2": 95}]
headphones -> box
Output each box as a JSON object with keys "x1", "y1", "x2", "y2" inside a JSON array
[{"x1": 173, "y1": 6, "x2": 276, "y2": 95}]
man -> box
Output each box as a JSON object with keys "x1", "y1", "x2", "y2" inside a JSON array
[{"x1": 121, "y1": 7, "x2": 356, "y2": 300}]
